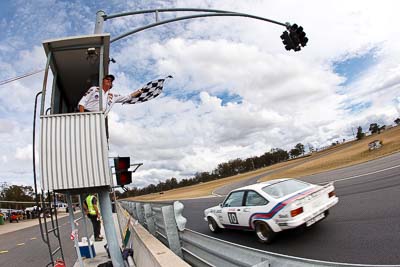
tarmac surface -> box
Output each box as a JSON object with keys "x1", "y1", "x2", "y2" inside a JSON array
[
  {"x1": 0, "y1": 212, "x2": 69, "y2": 235},
  {"x1": 0, "y1": 212, "x2": 122, "y2": 267}
]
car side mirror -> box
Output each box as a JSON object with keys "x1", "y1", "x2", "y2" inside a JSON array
[{"x1": 219, "y1": 203, "x2": 223, "y2": 207}]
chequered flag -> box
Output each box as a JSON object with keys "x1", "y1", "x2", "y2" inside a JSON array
[{"x1": 124, "y1": 75, "x2": 172, "y2": 105}]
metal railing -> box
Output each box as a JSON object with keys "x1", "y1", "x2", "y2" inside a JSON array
[{"x1": 119, "y1": 201, "x2": 397, "y2": 267}]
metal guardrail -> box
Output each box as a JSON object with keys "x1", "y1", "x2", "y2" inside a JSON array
[{"x1": 119, "y1": 200, "x2": 398, "y2": 267}]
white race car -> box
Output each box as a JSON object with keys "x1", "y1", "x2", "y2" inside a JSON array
[{"x1": 204, "y1": 178, "x2": 338, "y2": 243}]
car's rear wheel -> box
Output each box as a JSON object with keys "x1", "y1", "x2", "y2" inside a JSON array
[
  {"x1": 207, "y1": 217, "x2": 221, "y2": 233},
  {"x1": 255, "y1": 221, "x2": 276, "y2": 244}
]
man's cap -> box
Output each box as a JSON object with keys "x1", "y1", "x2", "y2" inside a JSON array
[{"x1": 103, "y1": 74, "x2": 115, "y2": 81}]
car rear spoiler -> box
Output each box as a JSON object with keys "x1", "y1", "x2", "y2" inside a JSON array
[{"x1": 293, "y1": 182, "x2": 335, "y2": 203}]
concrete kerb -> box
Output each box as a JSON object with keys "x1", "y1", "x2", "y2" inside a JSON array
[{"x1": 130, "y1": 219, "x2": 190, "y2": 267}]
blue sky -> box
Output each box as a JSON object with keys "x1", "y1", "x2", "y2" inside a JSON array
[
  {"x1": 333, "y1": 48, "x2": 378, "y2": 86},
  {"x1": 333, "y1": 48, "x2": 378, "y2": 114},
  {"x1": 1, "y1": 0, "x2": 400, "y2": 188}
]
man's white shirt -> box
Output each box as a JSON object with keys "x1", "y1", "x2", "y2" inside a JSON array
[{"x1": 78, "y1": 86, "x2": 132, "y2": 113}]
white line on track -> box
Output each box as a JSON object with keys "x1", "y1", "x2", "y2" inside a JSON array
[{"x1": 330, "y1": 164, "x2": 400, "y2": 184}]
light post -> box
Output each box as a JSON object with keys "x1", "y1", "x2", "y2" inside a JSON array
[{"x1": 94, "y1": 8, "x2": 308, "y2": 51}]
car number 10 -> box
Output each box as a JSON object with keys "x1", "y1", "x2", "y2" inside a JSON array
[{"x1": 228, "y1": 212, "x2": 238, "y2": 224}]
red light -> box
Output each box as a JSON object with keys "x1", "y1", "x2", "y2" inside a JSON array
[
  {"x1": 117, "y1": 158, "x2": 130, "y2": 169},
  {"x1": 290, "y1": 207, "x2": 304, "y2": 217},
  {"x1": 328, "y1": 191, "x2": 335, "y2": 198},
  {"x1": 114, "y1": 157, "x2": 132, "y2": 186},
  {"x1": 120, "y1": 172, "x2": 128, "y2": 184}
]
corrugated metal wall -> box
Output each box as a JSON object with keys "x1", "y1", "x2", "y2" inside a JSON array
[{"x1": 40, "y1": 112, "x2": 111, "y2": 191}]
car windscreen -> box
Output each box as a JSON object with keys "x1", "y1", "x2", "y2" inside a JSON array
[{"x1": 262, "y1": 179, "x2": 310, "y2": 199}]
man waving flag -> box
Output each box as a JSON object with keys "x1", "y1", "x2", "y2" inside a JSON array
[{"x1": 79, "y1": 74, "x2": 173, "y2": 115}]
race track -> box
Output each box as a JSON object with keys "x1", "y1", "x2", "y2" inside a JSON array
[{"x1": 181, "y1": 152, "x2": 400, "y2": 265}]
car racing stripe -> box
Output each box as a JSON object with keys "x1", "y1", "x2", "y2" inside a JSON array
[{"x1": 248, "y1": 187, "x2": 321, "y2": 228}]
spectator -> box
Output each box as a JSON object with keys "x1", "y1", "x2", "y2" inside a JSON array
[{"x1": 83, "y1": 193, "x2": 103, "y2": 241}]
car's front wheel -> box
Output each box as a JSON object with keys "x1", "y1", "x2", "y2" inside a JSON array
[
  {"x1": 255, "y1": 221, "x2": 276, "y2": 244},
  {"x1": 207, "y1": 217, "x2": 221, "y2": 233}
]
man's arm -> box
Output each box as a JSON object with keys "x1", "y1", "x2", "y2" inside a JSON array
[
  {"x1": 92, "y1": 197, "x2": 100, "y2": 219},
  {"x1": 94, "y1": 205, "x2": 100, "y2": 219},
  {"x1": 112, "y1": 89, "x2": 143, "y2": 104},
  {"x1": 82, "y1": 201, "x2": 89, "y2": 215},
  {"x1": 130, "y1": 88, "x2": 143, "y2": 98},
  {"x1": 77, "y1": 87, "x2": 95, "y2": 112}
]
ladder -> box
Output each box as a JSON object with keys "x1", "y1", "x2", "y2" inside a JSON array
[
  {"x1": 37, "y1": 190, "x2": 65, "y2": 266},
  {"x1": 32, "y1": 92, "x2": 64, "y2": 266}
]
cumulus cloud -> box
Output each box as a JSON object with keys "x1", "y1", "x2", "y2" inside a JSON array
[
  {"x1": 15, "y1": 145, "x2": 33, "y2": 161},
  {"x1": 0, "y1": 119, "x2": 15, "y2": 133}
]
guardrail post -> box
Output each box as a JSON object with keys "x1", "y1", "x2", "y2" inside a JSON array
[
  {"x1": 173, "y1": 201, "x2": 187, "y2": 231},
  {"x1": 144, "y1": 204, "x2": 156, "y2": 235},
  {"x1": 131, "y1": 202, "x2": 138, "y2": 219},
  {"x1": 125, "y1": 202, "x2": 132, "y2": 216},
  {"x1": 136, "y1": 203, "x2": 145, "y2": 224},
  {"x1": 162, "y1": 205, "x2": 183, "y2": 257},
  {"x1": 124, "y1": 202, "x2": 130, "y2": 214}
]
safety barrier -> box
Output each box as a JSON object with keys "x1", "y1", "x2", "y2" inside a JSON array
[
  {"x1": 115, "y1": 202, "x2": 189, "y2": 267},
  {"x1": 119, "y1": 200, "x2": 398, "y2": 267}
]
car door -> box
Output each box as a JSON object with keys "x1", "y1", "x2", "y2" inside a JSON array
[
  {"x1": 220, "y1": 190, "x2": 245, "y2": 227},
  {"x1": 238, "y1": 190, "x2": 270, "y2": 228}
]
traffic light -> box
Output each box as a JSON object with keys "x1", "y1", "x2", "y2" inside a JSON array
[
  {"x1": 289, "y1": 24, "x2": 301, "y2": 51},
  {"x1": 114, "y1": 157, "x2": 132, "y2": 186},
  {"x1": 281, "y1": 23, "x2": 308, "y2": 52},
  {"x1": 280, "y1": 31, "x2": 295, "y2": 51},
  {"x1": 296, "y1": 26, "x2": 308, "y2": 47}
]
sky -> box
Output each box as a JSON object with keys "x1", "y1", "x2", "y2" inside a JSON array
[{"x1": 0, "y1": 0, "x2": 400, "y2": 189}]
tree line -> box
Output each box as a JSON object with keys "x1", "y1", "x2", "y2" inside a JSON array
[
  {"x1": 0, "y1": 142, "x2": 302, "y2": 202},
  {"x1": 356, "y1": 118, "x2": 400, "y2": 140},
  {"x1": 0, "y1": 183, "x2": 35, "y2": 209},
  {"x1": 119, "y1": 145, "x2": 307, "y2": 198}
]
